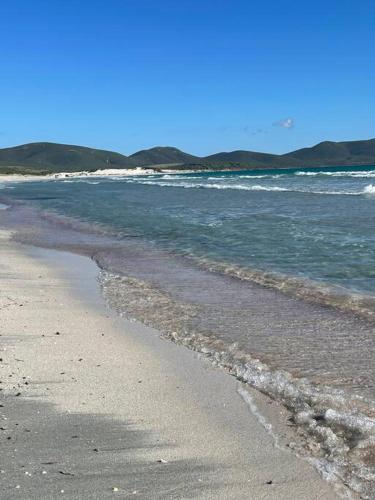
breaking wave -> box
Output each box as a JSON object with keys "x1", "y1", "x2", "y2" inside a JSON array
[
  {"x1": 363, "y1": 184, "x2": 375, "y2": 195},
  {"x1": 99, "y1": 268, "x2": 375, "y2": 498},
  {"x1": 125, "y1": 178, "x2": 375, "y2": 196},
  {"x1": 295, "y1": 170, "x2": 375, "y2": 178}
]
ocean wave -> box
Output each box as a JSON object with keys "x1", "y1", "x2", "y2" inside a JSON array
[
  {"x1": 203, "y1": 183, "x2": 289, "y2": 191},
  {"x1": 161, "y1": 174, "x2": 203, "y2": 180},
  {"x1": 125, "y1": 179, "x2": 290, "y2": 191},
  {"x1": 99, "y1": 269, "x2": 375, "y2": 498},
  {"x1": 189, "y1": 255, "x2": 375, "y2": 320},
  {"x1": 208, "y1": 174, "x2": 284, "y2": 180},
  {"x1": 295, "y1": 170, "x2": 375, "y2": 178},
  {"x1": 125, "y1": 179, "x2": 294, "y2": 191},
  {"x1": 160, "y1": 174, "x2": 175, "y2": 179},
  {"x1": 58, "y1": 179, "x2": 102, "y2": 185},
  {"x1": 126, "y1": 179, "x2": 375, "y2": 196},
  {"x1": 237, "y1": 174, "x2": 284, "y2": 179},
  {"x1": 363, "y1": 184, "x2": 375, "y2": 195},
  {"x1": 2, "y1": 198, "x2": 374, "y2": 496}
]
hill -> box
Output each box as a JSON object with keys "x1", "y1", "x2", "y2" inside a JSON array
[
  {"x1": 195, "y1": 139, "x2": 375, "y2": 170},
  {"x1": 285, "y1": 139, "x2": 375, "y2": 165},
  {"x1": 0, "y1": 142, "x2": 132, "y2": 174},
  {"x1": 1, "y1": 138, "x2": 375, "y2": 174},
  {"x1": 201, "y1": 150, "x2": 300, "y2": 169},
  {"x1": 129, "y1": 146, "x2": 198, "y2": 166}
]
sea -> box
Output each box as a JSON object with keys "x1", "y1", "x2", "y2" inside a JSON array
[{"x1": 1, "y1": 165, "x2": 375, "y2": 497}]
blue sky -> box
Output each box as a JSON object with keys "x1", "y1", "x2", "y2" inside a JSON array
[{"x1": 1, "y1": 0, "x2": 374, "y2": 155}]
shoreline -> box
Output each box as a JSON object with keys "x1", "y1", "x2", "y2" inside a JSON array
[
  {"x1": 0, "y1": 231, "x2": 340, "y2": 498},
  {"x1": 1, "y1": 162, "x2": 375, "y2": 184},
  {"x1": 0, "y1": 168, "x2": 199, "y2": 183},
  {"x1": 0, "y1": 198, "x2": 374, "y2": 497}
]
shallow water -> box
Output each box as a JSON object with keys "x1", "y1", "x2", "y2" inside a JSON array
[
  {"x1": 2, "y1": 165, "x2": 375, "y2": 295},
  {"x1": 1, "y1": 165, "x2": 375, "y2": 496}
]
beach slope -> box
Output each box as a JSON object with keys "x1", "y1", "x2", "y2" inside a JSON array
[{"x1": 0, "y1": 232, "x2": 338, "y2": 499}]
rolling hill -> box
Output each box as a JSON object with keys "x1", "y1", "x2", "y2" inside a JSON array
[
  {"x1": 0, "y1": 142, "x2": 132, "y2": 174},
  {"x1": 0, "y1": 138, "x2": 375, "y2": 174},
  {"x1": 129, "y1": 146, "x2": 198, "y2": 166},
  {"x1": 195, "y1": 139, "x2": 375, "y2": 170},
  {"x1": 285, "y1": 139, "x2": 375, "y2": 164}
]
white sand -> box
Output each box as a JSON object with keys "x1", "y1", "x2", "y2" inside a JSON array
[
  {"x1": 0, "y1": 231, "x2": 339, "y2": 499},
  {"x1": 0, "y1": 168, "x2": 173, "y2": 183}
]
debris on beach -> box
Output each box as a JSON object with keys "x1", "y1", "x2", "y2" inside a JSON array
[{"x1": 58, "y1": 470, "x2": 75, "y2": 476}]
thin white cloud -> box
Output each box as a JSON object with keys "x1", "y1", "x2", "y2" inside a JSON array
[{"x1": 274, "y1": 117, "x2": 294, "y2": 129}]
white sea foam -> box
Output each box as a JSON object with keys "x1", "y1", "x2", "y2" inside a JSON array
[
  {"x1": 202, "y1": 183, "x2": 289, "y2": 191},
  {"x1": 363, "y1": 184, "x2": 375, "y2": 194},
  {"x1": 126, "y1": 179, "x2": 372, "y2": 196},
  {"x1": 295, "y1": 171, "x2": 320, "y2": 176},
  {"x1": 131, "y1": 180, "x2": 291, "y2": 191},
  {"x1": 60, "y1": 179, "x2": 102, "y2": 185},
  {"x1": 295, "y1": 170, "x2": 375, "y2": 178},
  {"x1": 99, "y1": 268, "x2": 375, "y2": 498},
  {"x1": 237, "y1": 174, "x2": 284, "y2": 179},
  {"x1": 237, "y1": 384, "x2": 281, "y2": 448},
  {"x1": 3, "y1": 193, "x2": 373, "y2": 497}
]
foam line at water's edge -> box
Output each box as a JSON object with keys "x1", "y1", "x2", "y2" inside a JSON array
[
  {"x1": 236, "y1": 384, "x2": 354, "y2": 500},
  {"x1": 99, "y1": 269, "x2": 375, "y2": 498}
]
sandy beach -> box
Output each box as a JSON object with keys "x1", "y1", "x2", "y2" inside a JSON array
[{"x1": 0, "y1": 230, "x2": 339, "y2": 499}]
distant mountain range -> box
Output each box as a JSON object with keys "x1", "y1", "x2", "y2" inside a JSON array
[{"x1": 1, "y1": 138, "x2": 375, "y2": 174}]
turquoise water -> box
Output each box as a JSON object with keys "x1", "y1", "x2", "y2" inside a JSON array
[
  {"x1": 2, "y1": 165, "x2": 375, "y2": 295},
  {"x1": 1, "y1": 166, "x2": 375, "y2": 495}
]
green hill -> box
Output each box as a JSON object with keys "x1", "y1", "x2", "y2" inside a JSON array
[
  {"x1": 0, "y1": 142, "x2": 132, "y2": 174},
  {"x1": 196, "y1": 139, "x2": 375, "y2": 170},
  {"x1": 285, "y1": 139, "x2": 375, "y2": 165},
  {"x1": 129, "y1": 146, "x2": 198, "y2": 166},
  {"x1": 201, "y1": 150, "x2": 300, "y2": 169},
  {"x1": 1, "y1": 138, "x2": 375, "y2": 175}
]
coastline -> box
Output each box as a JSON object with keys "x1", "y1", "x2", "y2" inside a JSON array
[
  {"x1": 1, "y1": 176, "x2": 375, "y2": 497},
  {"x1": 0, "y1": 168, "x2": 191, "y2": 183},
  {"x1": 0, "y1": 231, "x2": 339, "y2": 499},
  {"x1": 1, "y1": 162, "x2": 375, "y2": 184}
]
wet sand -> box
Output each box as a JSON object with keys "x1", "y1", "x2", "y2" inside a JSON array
[{"x1": 0, "y1": 231, "x2": 338, "y2": 499}]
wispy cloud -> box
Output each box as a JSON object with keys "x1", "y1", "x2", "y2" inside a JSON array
[{"x1": 273, "y1": 117, "x2": 295, "y2": 129}]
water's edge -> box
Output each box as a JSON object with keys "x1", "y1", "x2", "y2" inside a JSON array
[
  {"x1": 98, "y1": 269, "x2": 374, "y2": 499},
  {"x1": 1, "y1": 199, "x2": 374, "y2": 498}
]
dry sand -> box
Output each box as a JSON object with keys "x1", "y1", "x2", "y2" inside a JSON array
[{"x1": 0, "y1": 230, "x2": 339, "y2": 499}]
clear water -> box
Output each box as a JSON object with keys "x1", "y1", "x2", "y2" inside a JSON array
[
  {"x1": 1, "y1": 165, "x2": 375, "y2": 496},
  {"x1": 2, "y1": 165, "x2": 375, "y2": 295}
]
